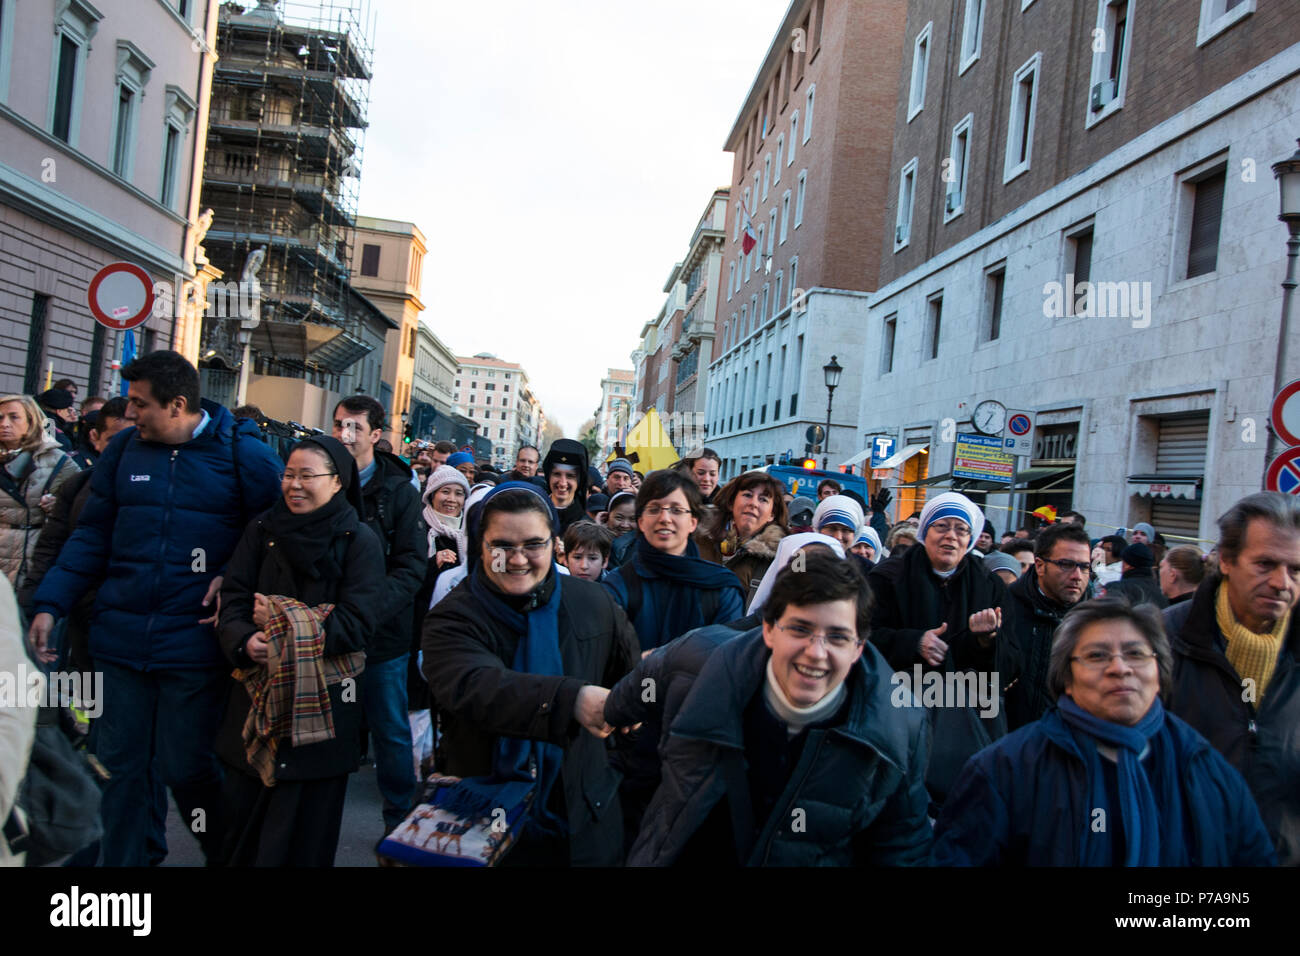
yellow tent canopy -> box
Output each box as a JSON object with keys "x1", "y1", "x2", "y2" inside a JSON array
[{"x1": 606, "y1": 407, "x2": 679, "y2": 473}]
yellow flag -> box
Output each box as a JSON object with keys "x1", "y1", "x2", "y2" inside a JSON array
[{"x1": 608, "y1": 407, "x2": 679, "y2": 473}]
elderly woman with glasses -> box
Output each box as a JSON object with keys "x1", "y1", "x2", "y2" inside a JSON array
[{"x1": 932, "y1": 597, "x2": 1275, "y2": 866}]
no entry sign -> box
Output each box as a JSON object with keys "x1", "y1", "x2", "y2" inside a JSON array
[
  {"x1": 1271, "y1": 379, "x2": 1300, "y2": 448},
  {"x1": 1266, "y1": 446, "x2": 1300, "y2": 495},
  {"x1": 87, "y1": 262, "x2": 154, "y2": 331}
]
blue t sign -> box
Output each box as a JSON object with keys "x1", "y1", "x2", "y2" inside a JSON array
[{"x1": 871, "y1": 437, "x2": 896, "y2": 468}]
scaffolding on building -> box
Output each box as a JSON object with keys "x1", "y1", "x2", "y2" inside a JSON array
[{"x1": 198, "y1": 0, "x2": 376, "y2": 405}]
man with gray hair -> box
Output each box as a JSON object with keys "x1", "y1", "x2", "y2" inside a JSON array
[{"x1": 1165, "y1": 491, "x2": 1300, "y2": 864}]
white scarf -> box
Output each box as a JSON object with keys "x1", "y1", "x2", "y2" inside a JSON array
[{"x1": 423, "y1": 503, "x2": 467, "y2": 565}]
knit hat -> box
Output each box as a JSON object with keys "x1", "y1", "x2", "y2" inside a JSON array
[
  {"x1": 447, "y1": 451, "x2": 475, "y2": 468},
  {"x1": 607, "y1": 458, "x2": 634, "y2": 478},
  {"x1": 788, "y1": 496, "x2": 816, "y2": 524},
  {"x1": 983, "y1": 551, "x2": 1023, "y2": 578},
  {"x1": 813, "y1": 495, "x2": 864, "y2": 534},
  {"x1": 1131, "y1": 522, "x2": 1156, "y2": 541},
  {"x1": 1121, "y1": 542, "x2": 1154, "y2": 570},
  {"x1": 425, "y1": 464, "x2": 470, "y2": 499},
  {"x1": 37, "y1": 388, "x2": 74, "y2": 411},
  {"x1": 918, "y1": 492, "x2": 985, "y2": 554}
]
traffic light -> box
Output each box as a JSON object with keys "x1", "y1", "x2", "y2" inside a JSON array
[{"x1": 403, "y1": 422, "x2": 413, "y2": 444}]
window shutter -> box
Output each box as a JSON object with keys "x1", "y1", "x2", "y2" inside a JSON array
[{"x1": 1187, "y1": 170, "x2": 1226, "y2": 278}]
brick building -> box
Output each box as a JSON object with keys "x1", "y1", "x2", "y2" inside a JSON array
[
  {"x1": 857, "y1": 0, "x2": 1300, "y2": 541},
  {"x1": 704, "y1": 0, "x2": 909, "y2": 480}
]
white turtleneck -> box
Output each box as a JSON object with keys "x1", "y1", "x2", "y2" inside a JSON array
[{"x1": 764, "y1": 658, "x2": 846, "y2": 738}]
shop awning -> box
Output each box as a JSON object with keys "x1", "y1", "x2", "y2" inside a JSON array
[
  {"x1": 1127, "y1": 474, "x2": 1202, "y2": 500},
  {"x1": 839, "y1": 447, "x2": 873, "y2": 468},
  {"x1": 894, "y1": 472, "x2": 952, "y2": 489},
  {"x1": 875, "y1": 444, "x2": 928, "y2": 470}
]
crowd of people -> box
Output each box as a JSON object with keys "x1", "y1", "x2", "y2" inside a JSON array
[{"x1": 0, "y1": 349, "x2": 1297, "y2": 868}]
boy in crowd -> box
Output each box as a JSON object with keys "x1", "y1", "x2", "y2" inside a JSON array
[{"x1": 562, "y1": 521, "x2": 615, "y2": 582}]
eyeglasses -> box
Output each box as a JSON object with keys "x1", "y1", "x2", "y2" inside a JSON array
[
  {"x1": 775, "y1": 621, "x2": 861, "y2": 650},
  {"x1": 1070, "y1": 648, "x2": 1158, "y2": 669},
  {"x1": 642, "y1": 505, "x2": 693, "y2": 518},
  {"x1": 488, "y1": 537, "x2": 553, "y2": 558},
  {"x1": 928, "y1": 521, "x2": 971, "y2": 539},
  {"x1": 281, "y1": 471, "x2": 337, "y2": 483},
  {"x1": 1042, "y1": 557, "x2": 1092, "y2": 575}
]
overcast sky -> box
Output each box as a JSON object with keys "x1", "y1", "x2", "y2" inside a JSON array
[{"x1": 356, "y1": 0, "x2": 792, "y2": 435}]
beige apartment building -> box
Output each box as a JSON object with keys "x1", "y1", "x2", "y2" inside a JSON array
[
  {"x1": 350, "y1": 215, "x2": 426, "y2": 443},
  {"x1": 596, "y1": 368, "x2": 635, "y2": 463},
  {"x1": 453, "y1": 353, "x2": 543, "y2": 469},
  {"x1": 0, "y1": 0, "x2": 219, "y2": 395}
]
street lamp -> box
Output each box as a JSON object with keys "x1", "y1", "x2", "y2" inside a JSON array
[
  {"x1": 1265, "y1": 139, "x2": 1300, "y2": 488},
  {"x1": 822, "y1": 355, "x2": 842, "y2": 471},
  {"x1": 234, "y1": 325, "x2": 253, "y2": 407}
]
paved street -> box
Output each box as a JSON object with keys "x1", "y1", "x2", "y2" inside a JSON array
[{"x1": 163, "y1": 765, "x2": 390, "y2": 867}]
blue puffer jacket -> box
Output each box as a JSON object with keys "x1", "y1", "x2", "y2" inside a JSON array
[
  {"x1": 33, "y1": 401, "x2": 283, "y2": 671},
  {"x1": 931, "y1": 707, "x2": 1276, "y2": 866}
]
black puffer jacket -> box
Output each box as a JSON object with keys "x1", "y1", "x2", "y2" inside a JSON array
[
  {"x1": 1165, "y1": 577, "x2": 1300, "y2": 865},
  {"x1": 216, "y1": 506, "x2": 386, "y2": 781},
  {"x1": 1005, "y1": 566, "x2": 1073, "y2": 730},
  {"x1": 1102, "y1": 567, "x2": 1167, "y2": 609},
  {"x1": 421, "y1": 572, "x2": 640, "y2": 866},
  {"x1": 359, "y1": 451, "x2": 427, "y2": 663},
  {"x1": 627, "y1": 629, "x2": 932, "y2": 866}
]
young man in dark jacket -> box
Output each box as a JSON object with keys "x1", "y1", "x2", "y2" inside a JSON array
[
  {"x1": 333, "y1": 396, "x2": 428, "y2": 833},
  {"x1": 1005, "y1": 522, "x2": 1093, "y2": 729},
  {"x1": 1164, "y1": 492, "x2": 1300, "y2": 865},
  {"x1": 626, "y1": 553, "x2": 932, "y2": 866},
  {"x1": 29, "y1": 351, "x2": 283, "y2": 866},
  {"x1": 1101, "y1": 542, "x2": 1167, "y2": 608}
]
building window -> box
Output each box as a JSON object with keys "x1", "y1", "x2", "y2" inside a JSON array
[
  {"x1": 360, "y1": 244, "x2": 380, "y2": 276},
  {"x1": 789, "y1": 257, "x2": 798, "y2": 304},
  {"x1": 794, "y1": 170, "x2": 807, "y2": 228},
  {"x1": 111, "y1": 42, "x2": 153, "y2": 180},
  {"x1": 498, "y1": 428, "x2": 505, "y2": 439},
  {"x1": 767, "y1": 209, "x2": 777, "y2": 256},
  {"x1": 1088, "y1": 1, "x2": 1131, "y2": 124},
  {"x1": 763, "y1": 154, "x2": 771, "y2": 199},
  {"x1": 945, "y1": 114, "x2": 973, "y2": 221},
  {"x1": 960, "y1": 0, "x2": 985, "y2": 73},
  {"x1": 1197, "y1": 0, "x2": 1254, "y2": 47},
  {"x1": 1004, "y1": 52, "x2": 1041, "y2": 183},
  {"x1": 761, "y1": 284, "x2": 769, "y2": 321},
  {"x1": 880, "y1": 313, "x2": 897, "y2": 375},
  {"x1": 24, "y1": 293, "x2": 50, "y2": 394},
  {"x1": 49, "y1": 1, "x2": 101, "y2": 145},
  {"x1": 789, "y1": 111, "x2": 798, "y2": 166},
  {"x1": 1185, "y1": 164, "x2": 1227, "y2": 279},
  {"x1": 774, "y1": 135, "x2": 783, "y2": 181},
  {"x1": 803, "y1": 84, "x2": 814, "y2": 143},
  {"x1": 1066, "y1": 223, "x2": 1094, "y2": 315},
  {"x1": 734, "y1": 203, "x2": 741, "y2": 242},
  {"x1": 780, "y1": 190, "x2": 791, "y2": 243},
  {"x1": 983, "y1": 265, "x2": 1006, "y2": 341},
  {"x1": 926, "y1": 295, "x2": 943, "y2": 360},
  {"x1": 908, "y1": 22, "x2": 932, "y2": 121},
  {"x1": 727, "y1": 262, "x2": 735, "y2": 300},
  {"x1": 895, "y1": 158, "x2": 917, "y2": 249},
  {"x1": 773, "y1": 271, "x2": 783, "y2": 317},
  {"x1": 161, "y1": 86, "x2": 196, "y2": 210}
]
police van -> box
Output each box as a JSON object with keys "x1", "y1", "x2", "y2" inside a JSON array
[{"x1": 762, "y1": 462, "x2": 869, "y2": 502}]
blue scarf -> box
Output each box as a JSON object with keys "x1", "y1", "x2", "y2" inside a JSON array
[
  {"x1": 631, "y1": 533, "x2": 744, "y2": 644},
  {"x1": 437, "y1": 565, "x2": 567, "y2": 841},
  {"x1": 1056, "y1": 696, "x2": 1185, "y2": 866}
]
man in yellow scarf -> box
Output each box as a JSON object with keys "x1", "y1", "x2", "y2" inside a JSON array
[{"x1": 1164, "y1": 492, "x2": 1300, "y2": 865}]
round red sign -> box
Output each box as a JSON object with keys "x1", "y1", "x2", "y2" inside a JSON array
[{"x1": 87, "y1": 262, "x2": 154, "y2": 331}]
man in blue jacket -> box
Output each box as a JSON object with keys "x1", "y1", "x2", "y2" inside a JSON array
[{"x1": 28, "y1": 351, "x2": 282, "y2": 866}]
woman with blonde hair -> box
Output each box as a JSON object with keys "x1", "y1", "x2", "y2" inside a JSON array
[{"x1": 0, "y1": 395, "x2": 78, "y2": 590}]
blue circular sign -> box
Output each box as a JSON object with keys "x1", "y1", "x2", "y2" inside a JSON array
[{"x1": 1008, "y1": 414, "x2": 1032, "y2": 436}]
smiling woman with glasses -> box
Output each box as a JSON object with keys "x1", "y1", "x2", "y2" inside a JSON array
[
  {"x1": 420, "y1": 483, "x2": 640, "y2": 866},
  {"x1": 932, "y1": 597, "x2": 1275, "y2": 867},
  {"x1": 215, "y1": 436, "x2": 387, "y2": 866}
]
